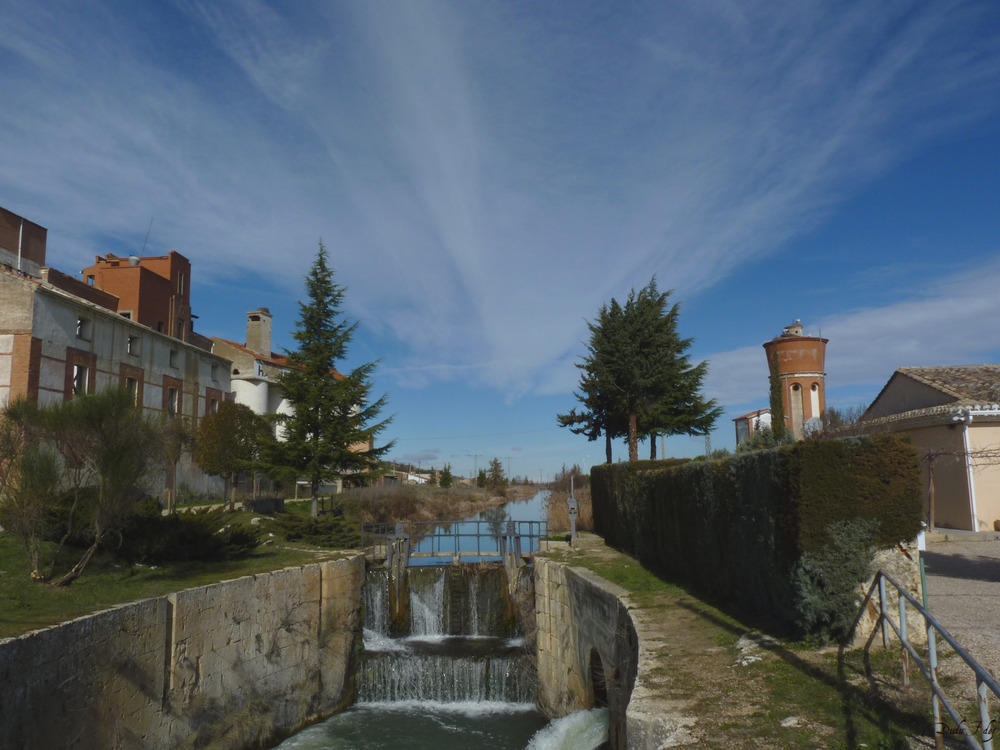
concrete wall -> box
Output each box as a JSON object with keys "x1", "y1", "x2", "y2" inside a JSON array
[
  {"x1": 534, "y1": 557, "x2": 639, "y2": 750},
  {"x1": 0, "y1": 556, "x2": 365, "y2": 750}
]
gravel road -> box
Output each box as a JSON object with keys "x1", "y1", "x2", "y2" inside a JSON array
[{"x1": 921, "y1": 538, "x2": 1000, "y2": 683}]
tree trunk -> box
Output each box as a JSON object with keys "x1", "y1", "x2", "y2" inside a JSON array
[
  {"x1": 53, "y1": 540, "x2": 100, "y2": 586},
  {"x1": 311, "y1": 479, "x2": 319, "y2": 518},
  {"x1": 649, "y1": 435, "x2": 657, "y2": 461},
  {"x1": 604, "y1": 432, "x2": 612, "y2": 463},
  {"x1": 628, "y1": 413, "x2": 638, "y2": 462}
]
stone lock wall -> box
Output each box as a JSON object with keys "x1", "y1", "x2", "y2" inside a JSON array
[
  {"x1": 0, "y1": 556, "x2": 365, "y2": 750},
  {"x1": 534, "y1": 557, "x2": 639, "y2": 750}
]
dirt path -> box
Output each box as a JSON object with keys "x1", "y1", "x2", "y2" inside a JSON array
[{"x1": 548, "y1": 533, "x2": 930, "y2": 749}]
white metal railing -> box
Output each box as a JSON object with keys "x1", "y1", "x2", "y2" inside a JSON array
[{"x1": 860, "y1": 570, "x2": 999, "y2": 749}]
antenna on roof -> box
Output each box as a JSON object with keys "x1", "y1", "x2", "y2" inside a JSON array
[{"x1": 140, "y1": 218, "x2": 154, "y2": 256}]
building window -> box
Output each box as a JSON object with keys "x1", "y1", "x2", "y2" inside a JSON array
[
  {"x1": 127, "y1": 335, "x2": 141, "y2": 356},
  {"x1": 177, "y1": 272, "x2": 185, "y2": 296},
  {"x1": 72, "y1": 365, "x2": 89, "y2": 396},
  {"x1": 208, "y1": 398, "x2": 218, "y2": 415},
  {"x1": 125, "y1": 377, "x2": 139, "y2": 404},
  {"x1": 167, "y1": 388, "x2": 179, "y2": 418},
  {"x1": 169, "y1": 349, "x2": 179, "y2": 368},
  {"x1": 211, "y1": 363, "x2": 219, "y2": 381},
  {"x1": 120, "y1": 311, "x2": 132, "y2": 320},
  {"x1": 157, "y1": 321, "x2": 164, "y2": 333},
  {"x1": 86, "y1": 275, "x2": 95, "y2": 286},
  {"x1": 76, "y1": 317, "x2": 91, "y2": 340}
]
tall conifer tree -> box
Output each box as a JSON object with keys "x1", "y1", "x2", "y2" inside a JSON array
[
  {"x1": 279, "y1": 242, "x2": 393, "y2": 517},
  {"x1": 559, "y1": 277, "x2": 720, "y2": 462}
]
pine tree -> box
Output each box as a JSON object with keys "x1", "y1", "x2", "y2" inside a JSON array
[
  {"x1": 439, "y1": 463, "x2": 454, "y2": 488},
  {"x1": 279, "y1": 242, "x2": 393, "y2": 517}
]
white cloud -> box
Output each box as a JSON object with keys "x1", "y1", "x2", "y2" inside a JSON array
[
  {"x1": 705, "y1": 258, "x2": 1000, "y2": 409},
  {"x1": 1, "y1": 1, "x2": 999, "y2": 401}
]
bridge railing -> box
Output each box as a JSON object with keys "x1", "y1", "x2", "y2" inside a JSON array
[
  {"x1": 361, "y1": 519, "x2": 548, "y2": 566},
  {"x1": 859, "y1": 569, "x2": 999, "y2": 750}
]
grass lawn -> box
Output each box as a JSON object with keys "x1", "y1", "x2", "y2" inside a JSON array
[{"x1": 0, "y1": 530, "x2": 337, "y2": 640}]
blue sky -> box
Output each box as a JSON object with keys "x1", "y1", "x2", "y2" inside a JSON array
[{"x1": 3, "y1": 1, "x2": 1000, "y2": 481}]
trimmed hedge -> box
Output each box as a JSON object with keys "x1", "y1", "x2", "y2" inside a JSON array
[{"x1": 591, "y1": 435, "x2": 922, "y2": 636}]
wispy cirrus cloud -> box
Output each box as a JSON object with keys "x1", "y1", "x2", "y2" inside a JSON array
[{"x1": 1, "y1": 1, "x2": 999, "y2": 403}]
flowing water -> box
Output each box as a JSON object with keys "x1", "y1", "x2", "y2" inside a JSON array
[{"x1": 272, "y1": 491, "x2": 609, "y2": 750}]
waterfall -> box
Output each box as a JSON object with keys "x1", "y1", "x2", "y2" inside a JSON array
[{"x1": 359, "y1": 562, "x2": 535, "y2": 705}]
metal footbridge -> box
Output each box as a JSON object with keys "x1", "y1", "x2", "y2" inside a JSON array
[{"x1": 361, "y1": 519, "x2": 547, "y2": 569}]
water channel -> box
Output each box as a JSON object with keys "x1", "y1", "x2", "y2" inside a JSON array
[{"x1": 272, "y1": 490, "x2": 609, "y2": 750}]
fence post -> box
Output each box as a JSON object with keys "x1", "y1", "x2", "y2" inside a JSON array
[
  {"x1": 898, "y1": 594, "x2": 909, "y2": 687},
  {"x1": 978, "y1": 677, "x2": 994, "y2": 750},
  {"x1": 878, "y1": 574, "x2": 889, "y2": 650},
  {"x1": 927, "y1": 621, "x2": 943, "y2": 750}
]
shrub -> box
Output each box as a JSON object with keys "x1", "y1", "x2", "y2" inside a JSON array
[
  {"x1": 791, "y1": 518, "x2": 880, "y2": 642},
  {"x1": 114, "y1": 503, "x2": 261, "y2": 564},
  {"x1": 271, "y1": 513, "x2": 362, "y2": 549}
]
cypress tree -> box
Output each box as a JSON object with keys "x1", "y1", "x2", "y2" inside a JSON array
[{"x1": 769, "y1": 351, "x2": 787, "y2": 441}]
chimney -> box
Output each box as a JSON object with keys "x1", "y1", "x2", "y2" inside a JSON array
[{"x1": 246, "y1": 308, "x2": 273, "y2": 356}]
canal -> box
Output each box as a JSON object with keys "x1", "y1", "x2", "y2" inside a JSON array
[{"x1": 272, "y1": 490, "x2": 609, "y2": 750}]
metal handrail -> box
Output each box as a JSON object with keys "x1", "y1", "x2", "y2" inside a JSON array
[
  {"x1": 861, "y1": 570, "x2": 999, "y2": 750},
  {"x1": 361, "y1": 519, "x2": 548, "y2": 566}
]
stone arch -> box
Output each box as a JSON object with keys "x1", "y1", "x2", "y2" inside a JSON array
[{"x1": 589, "y1": 647, "x2": 609, "y2": 708}]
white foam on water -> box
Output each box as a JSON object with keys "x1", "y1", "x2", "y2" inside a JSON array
[
  {"x1": 354, "y1": 699, "x2": 538, "y2": 717},
  {"x1": 525, "y1": 708, "x2": 609, "y2": 750},
  {"x1": 362, "y1": 628, "x2": 409, "y2": 652}
]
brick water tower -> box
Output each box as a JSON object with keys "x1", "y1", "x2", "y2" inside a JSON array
[{"x1": 762, "y1": 320, "x2": 828, "y2": 438}]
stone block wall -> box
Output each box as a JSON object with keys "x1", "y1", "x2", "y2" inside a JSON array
[
  {"x1": 0, "y1": 556, "x2": 365, "y2": 750},
  {"x1": 534, "y1": 557, "x2": 639, "y2": 750}
]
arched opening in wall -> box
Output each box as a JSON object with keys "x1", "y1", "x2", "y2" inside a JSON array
[
  {"x1": 810, "y1": 382, "x2": 821, "y2": 419},
  {"x1": 589, "y1": 648, "x2": 609, "y2": 708},
  {"x1": 790, "y1": 383, "x2": 804, "y2": 433}
]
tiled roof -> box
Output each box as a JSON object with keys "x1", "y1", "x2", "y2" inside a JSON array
[
  {"x1": 211, "y1": 338, "x2": 345, "y2": 379},
  {"x1": 898, "y1": 365, "x2": 1000, "y2": 405},
  {"x1": 212, "y1": 338, "x2": 292, "y2": 369}
]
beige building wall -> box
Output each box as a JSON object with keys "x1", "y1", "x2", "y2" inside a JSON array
[
  {"x1": 903, "y1": 424, "x2": 972, "y2": 530},
  {"x1": 966, "y1": 422, "x2": 1000, "y2": 531}
]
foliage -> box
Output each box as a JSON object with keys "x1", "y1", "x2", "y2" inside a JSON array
[
  {"x1": 0, "y1": 388, "x2": 166, "y2": 585},
  {"x1": 558, "y1": 277, "x2": 721, "y2": 462},
  {"x1": 735, "y1": 424, "x2": 794, "y2": 453},
  {"x1": 439, "y1": 463, "x2": 454, "y2": 488},
  {"x1": 768, "y1": 351, "x2": 787, "y2": 442},
  {"x1": 194, "y1": 401, "x2": 272, "y2": 507},
  {"x1": 278, "y1": 241, "x2": 393, "y2": 517},
  {"x1": 551, "y1": 463, "x2": 590, "y2": 493},
  {"x1": 486, "y1": 457, "x2": 507, "y2": 495},
  {"x1": 590, "y1": 435, "x2": 922, "y2": 639},
  {"x1": 270, "y1": 512, "x2": 363, "y2": 549},
  {"x1": 791, "y1": 518, "x2": 879, "y2": 642},
  {"x1": 426, "y1": 466, "x2": 437, "y2": 487},
  {"x1": 114, "y1": 503, "x2": 261, "y2": 564},
  {"x1": 476, "y1": 468, "x2": 487, "y2": 488}
]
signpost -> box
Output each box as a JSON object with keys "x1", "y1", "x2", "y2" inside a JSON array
[{"x1": 567, "y1": 476, "x2": 578, "y2": 546}]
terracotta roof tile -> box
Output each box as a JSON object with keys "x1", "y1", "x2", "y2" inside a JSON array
[{"x1": 898, "y1": 365, "x2": 1000, "y2": 405}]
